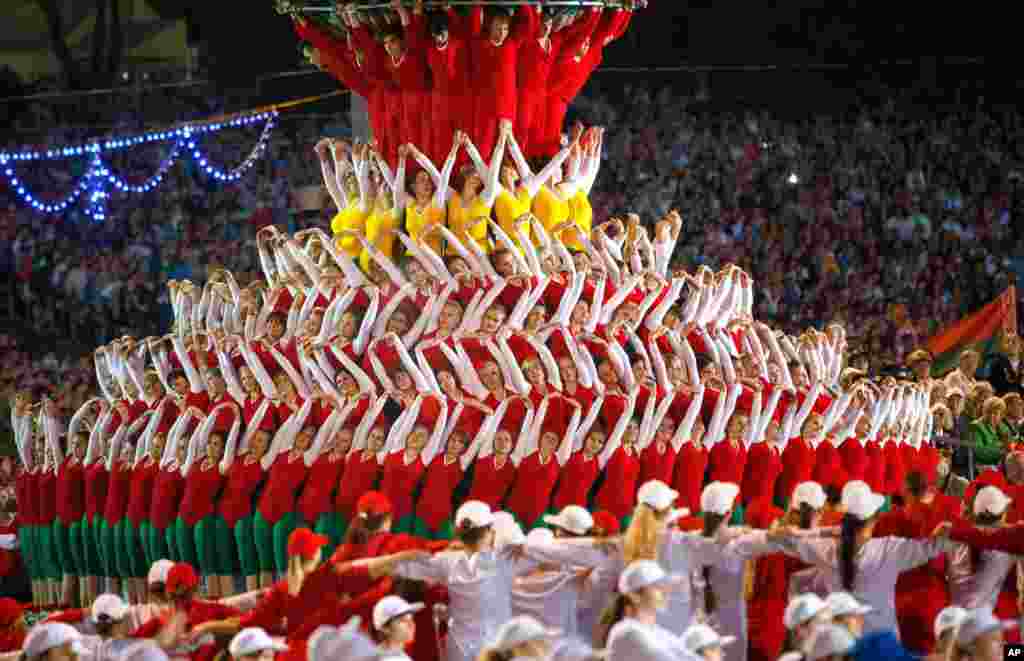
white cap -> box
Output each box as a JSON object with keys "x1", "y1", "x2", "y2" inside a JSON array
[
  {"x1": 805, "y1": 624, "x2": 855, "y2": 661},
  {"x1": 607, "y1": 620, "x2": 690, "y2": 661},
  {"x1": 491, "y1": 616, "x2": 561, "y2": 652},
  {"x1": 956, "y1": 608, "x2": 1014, "y2": 648},
  {"x1": 973, "y1": 486, "x2": 1011, "y2": 517},
  {"x1": 824, "y1": 592, "x2": 873, "y2": 619},
  {"x1": 840, "y1": 480, "x2": 870, "y2": 508},
  {"x1": 617, "y1": 560, "x2": 680, "y2": 595},
  {"x1": 372, "y1": 596, "x2": 424, "y2": 631},
  {"x1": 306, "y1": 618, "x2": 379, "y2": 661},
  {"x1": 229, "y1": 628, "x2": 288, "y2": 658},
  {"x1": 147, "y1": 559, "x2": 174, "y2": 585},
  {"x1": 844, "y1": 487, "x2": 885, "y2": 520},
  {"x1": 543, "y1": 506, "x2": 594, "y2": 536},
  {"x1": 681, "y1": 623, "x2": 735, "y2": 654},
  {"x1": 784, "y1": 594, "x2": 830, "y2": 630},
  {"x1": 492, "y1": 511, "x2": 526, "y2": 547},
  {"x1": 526, "y1": 528, "x2": 555, "y2": 545},
  {"x1": 23, "y1": 623, "x2": 87, "y2": 659},
  {"x1": 637, "y1": 480, "x2": 679, "y2": 511},
  {"x1": 776, "y1": 654, "x2": 804, "y2": 661},
  {"x1": 549, "y1": 638, "x2": 606, "y2": 661},
  {"x1": 791, "y1": 482, "x2": 827, "y2": 511},
  {"x1": 934, "y1": 606, "x2": 969, "y2": 639},
  {"x1": 114, "y1": 641, "x2": 170, "y2": 661},
  {"x1": 455, "y1": 500, "x2": 495, "y2": 529},
  {"x1": 92, "y1": 593, "x2": 130, "y2": 622},
  {"x1": 700, "y1": 482, "x2": 740, "y2": 515}
]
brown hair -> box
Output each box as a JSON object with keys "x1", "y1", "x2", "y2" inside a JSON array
[
  {"x1": 455, "y1": 519, "x2": 491, "y2": 548},
  {"x1": 701, "y1": 512, "x2": 727, "y2": 615},
  {"x1": 344, "y1": 513, "x2": 389, "y2": 546},
  {"x1": 623, "y1": 504, "x2": 661, "y2": 564}
]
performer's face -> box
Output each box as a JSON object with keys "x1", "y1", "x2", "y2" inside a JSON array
[
  {"x1": 432, "y1": 29, "x2": 449, "y2": 47},
  {"x1": 394, "y1": 371, "x2": 414, "y2": 392},
  {"x1": 295, "y1": 427, "x2": 316, "y2": 452},
  {"x1": 249, "y1": 431, "x2": 270, "y2": 459},
  {"x1": 480, "y1": 362, "x2": 504, "y2": 390},
  {"x1": 336, "y1": 371, "x2": 358, "y2": 396},
  {"x1": 494, "y1": 430, "x2": 514, "y2": 455},
  {"x1": 439, "y1": 302, "x2": 463, "y2": 332},
  {"x1": 338, "y1": 311, "x2": 359, "y2": 340},
  {"x1": 437, "y1": 371, "x2": 458, "y2": 397},
  {"x1": 489, "y1": 17, "x2": 510, "y2": 43},
  {"x1": 539, "y1": 18, "x2": 554, "y2": 38},
  {"x1": 585, "y1": 430, "x2": 606, "y2": 456},
  {"x1": 526, "y1": 305, "x2": 547, "y2": 332},
  {"x1": 481, "y1": 306, "x2": 507, "y2": 334},
  {"x1": 387, "y1": 311, "x2": 411, "y2": 336},
  {"x1": 446, "y1": 432, "x2": 468, "y2": 459},
  {"x1": 572, "y1": 253, "x2": 590, "y2": 274},
  {"x1": 557, "y1": 357, "x2": 577, "y2": 383},
  {"x1": 540, "y1": 431, "x2": 560, "y2": 455},
  {"x1": 494, "y1": 251, "x2": 518, "y2": 277},
  {"x1": 239, "y1": 367, "x2": 259, "y2": 396},
  {"x1": 207, "y1": 434, "x2": 226, "y2": 463},
  {"x1": 334, "y1": 428, "x2": 354, "y2": 455},
  {"x1": 383, "y1": 35, "x2": 403, "y2": 59},
  {"x1": 524, "y1": 360, "x2": 546, "y2": 387},
  {"x1": 413, "y1": 171, "x2": 433, "y2": 198}
]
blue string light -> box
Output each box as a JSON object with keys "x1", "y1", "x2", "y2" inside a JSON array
[{"x1": 0, "y1": 110, "x2": 278, "y2": 217}]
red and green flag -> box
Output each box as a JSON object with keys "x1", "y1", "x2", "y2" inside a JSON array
[{"x1": 925, "y1": 286, "x2": 1017, "y2": 376}]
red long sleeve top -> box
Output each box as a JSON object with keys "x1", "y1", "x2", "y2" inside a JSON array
[
  {"x1": 384, "y1": 44, "x2": 431, "y2": 92},
  {"x1": 883, "y1": 442, "x2": 906, "y2": 496},
  {"x1": 257, "y1": 452, "x2": 308, "y2": 525},
  {"x1": 638, "y1": 442, "x2": 678, "y2": 489},
  {"x1": 506, "y1": 452, "x2": 559, "y2": 525},
  {"x1": 335, "y1": 452, "x2": 382, "y2": 518},
  {"x1": 673, "y1": 443, "x2": 707, "y2": 515},
  {"x1": 297, "y1": 454, "x2": 346, "y2": 524},
  {"x1": 126, "y1": 459, "x2": 159, "y2": 527},
  {"x1": 468, "y1": 5, "x2": 535, "y2": 117},
  {"x1": 707, "y1": 438, "x2": 747, "y2": 487},
  {"x1": 776, "y1": 438, "x2": 816, "y2": 505},
  {"x1": 839, "y1": 438, "x2": 869, "y2": 483},
  {"x1": 552, "y1": 451, "x2": 600, "y2": 511},
  {"x1": 467, "y1": 454, "x2": 518, "y2": 510},
  {"x1": 83, "y1": 462, "x2": 109, "y2": 524},
  {"x1": 812, "y1": 442, "x2": 848, "y2": 491},
  {"x1": 218, "y1": 456, "x2": 266, "y2": 529},
  {"x1": 415, "y1": 10, "x2": 471, "y2": 94},
  {"x1": 742, "y1": 442, "x2": 783, "y2": 506},
  {"x1": 380, "y1": 453, "x2": 428, "y2": 522},
  {"x1": 37, "y1": 468, "x2": 57, "y2": 525},
  {"x1": 416, "y1": 455, "x2": 464, "y2": 530},
  {"x1": 56, "y1": 458, "x2": 85, "y2": 525},
  {"x1": 594, "y1": 446, "x2": 641, "y2": 520},
  {"x1": 864, "y1": 440, "x2": 886, "y2": 494},
  {"x1": 179, "y1": 461, "x2": 226, "y2": 526},
  {"x1": 149, "y1": 465, "x2": 185, "y2": 531},
  {"x1": 16, "y1": 471, "x2": 35, "y2": 526},
  {"x1": 102, "y1": 460, "x2": 132, "y2": 524},
  {"x1": 549, "y1": 10, "x2": 629, "y2": 103}
]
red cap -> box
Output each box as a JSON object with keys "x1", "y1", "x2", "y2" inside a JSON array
[
  {"x1": 166, "y1": 563, "x2": 200, "y2": 595},
  {"x1": 287, "y1": 527, "x2": 330, "y2": 560},
  {"x1": 591, "y1": 511, "x2": 620, "y2": 536},
  {"x1": 356, "y1": 491, "x2": 393, "y2": 518},
  {"x1": 0, "y1": 598, "x2": 24, "y2": 627}
]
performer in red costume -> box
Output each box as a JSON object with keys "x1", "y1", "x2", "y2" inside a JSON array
[{"x1": 467, "y1": 3, "x2": 538, "y2": 157}]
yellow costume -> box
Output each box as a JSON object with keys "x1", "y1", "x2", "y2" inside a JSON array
[
  {"x1": 332, "y1": 200, "x2": 370, "y2": 259},
  {"x1": 565, "y1": 190, "x2": 593, "y2": 250},
  {"x1": 406, "y1": 202, "x2": 445, "y2": 256},
  {"x1": 494, "y1": 186, "x2": 533, "y2": 249},
  {"x1": 447, "y1": 191, "x2": 491, "y2": 255},
  {"x1": 531, "y1": 185, "x2": 570, "y2": 239},
  {"x1": 360, "y1": 204, "x2": 399, "y2": 273}
]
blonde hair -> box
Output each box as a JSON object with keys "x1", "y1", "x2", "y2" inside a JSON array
[
  {"x1": 623, "y1": 504, "x2": 664, "y2": 564},
  {"x1": 982, "y1": 396, "x2": 1006, "y2": 419}
]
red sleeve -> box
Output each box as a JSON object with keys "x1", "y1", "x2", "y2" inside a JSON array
[
  {"x1": 950, "y1": 522, "x2": 1024, "y2": 555},
  {"x1": 555, "y1": 8, "x2": 601, "y2": 55},
  {"x1": 591, "y1": 10, "x2": 623, "y2": 49},
  {"x1": 873, "y1": 510, "x2": 917, "y2": 538},
  {"x1": 405, "y1": 12, "x2": 429, "y2": 53},
  {"x1": 238, "y1": 584, "x2": 288, "y2": 632},
  {"x1": 511, "y1": 6, "x2": 539, "y2": 43},
  {"x1": 610, "y1": 9, "x2": 633, "y2": 42},
  {"x1": 131, "y1": 617, "x2": 165, "y2": 639},
  {"x1": 468, "y1": 5, "x2": 484, "y2": 38},
  {"x1": 448, "y1": 7, "x2": 470, "y2": 41}
]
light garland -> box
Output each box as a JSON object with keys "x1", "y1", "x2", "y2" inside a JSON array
[{"x1": 0, "y1": 111, "x2": 278, "y2": 218}]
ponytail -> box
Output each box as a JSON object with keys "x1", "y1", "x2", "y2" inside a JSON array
[
  {"x1": 798, "y1": 503, "x2": 815, "y2": 530},
  {"x1": 597, "y1": 593, "x2": 632, "y2": 647},
  {"x1": 623, "y1": 504, "x2": 663, "y2": 564},
  {"x1": 476, "y1": 648, "x2": 513, "y2": 661},
  {"x1": 905, "y1": 470, "x2": 929, "y2": 499},
  {"x1": 344, "y1": 513, "x2": 388, "y2": 546},
  {"x1": 702, "y1": 512, "x2": 727, "y2": 615},
  {"x1": 455, "y1": 520, "x2": 491, "y2": 548},
  {"x1": 839, "y1": 513, "x2": 867, "y2": 590}
]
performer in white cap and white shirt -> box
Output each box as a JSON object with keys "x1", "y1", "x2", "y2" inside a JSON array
[
  {"x1": 954, "y1": 608, "x2": 1013, "y2": 661},
  {"x1": 228, "y1": 628, "x2": 287, "y2": 661},
  {"x1": 824, "y1": 592, "x2": 872, "y2": 637},
  {"x1": 769, "y1": 485, "x2": 954, "y2": 637},
  {"x1": 603, "y1": 560, "x2": 699, "y2": 661},
  {"x1": 305, "y1": 618, "x2": 381, "y2": 661},
  {"x1": 512, "y1": 527, "x2": 587, "y2": 640},
  {"x1": 352, "y1": 501, "x2": 554, "y2": 661},
  {"x1": 948, "y1": 486, "x2": 1019, "y2": 611},
  {"x1": 802, "y1": 623, "x2": 855, "y2": 661},
  {"x1": 783, "y1": 594, "x2": 831, "y2": 654},
  {"x1": 681, "y1": 623, "x2": 735, "y2": 660},
  {"x1": 929, "y1": 606, "x2": 968, "y2": 661},
  {"x1": 21, "y1": 623, "x2": 87, "y2": 661},
  {"x1": 476, "y1": 615, "x2": 562, "y2": 661},
  {"x1": 371, "y1": 596, "x2": 424, "y2": 661}
]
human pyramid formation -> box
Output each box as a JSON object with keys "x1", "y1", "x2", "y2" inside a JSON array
[{"x1": 6, "y1": 126, "x2": 1024, "y2": 661}]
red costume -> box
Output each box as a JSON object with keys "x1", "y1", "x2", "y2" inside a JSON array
[
  {"x1": 673, "y1": 442, "x2": 708, "y2": 515},
  {"x1": 56, "y1": 457, "x2": 85, "y2": 527}
]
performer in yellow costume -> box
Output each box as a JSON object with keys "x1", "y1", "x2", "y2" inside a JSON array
[
  {"x1": 501, "y1": 123, "x2": 575, "y2": 249},
  {"x1": 325, "y1": 142, "x2": 372, "y2": 259},
  {"x1": 408, "y1": 138, "x2": 460, "y2": 256},
  {"x1": 562, "y1": 127, "x2": 603, "y2": 249},
  {"x1": 450, "y1": 129, "x2": 508, "y2": 256}
]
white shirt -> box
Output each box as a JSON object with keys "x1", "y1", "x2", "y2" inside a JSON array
[
  {"x1": 512, "y1": 568, "x2": 584, "y2": 639},
  {"x1": 948, "y1": 545, "x2": 1018, "y2": 610},
  {"x1": 607, "y1": 618, "x2": 699, "y2": 661},
  {"x1": 395, "y1": 548, "x2": 539, "y2": 661}
]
